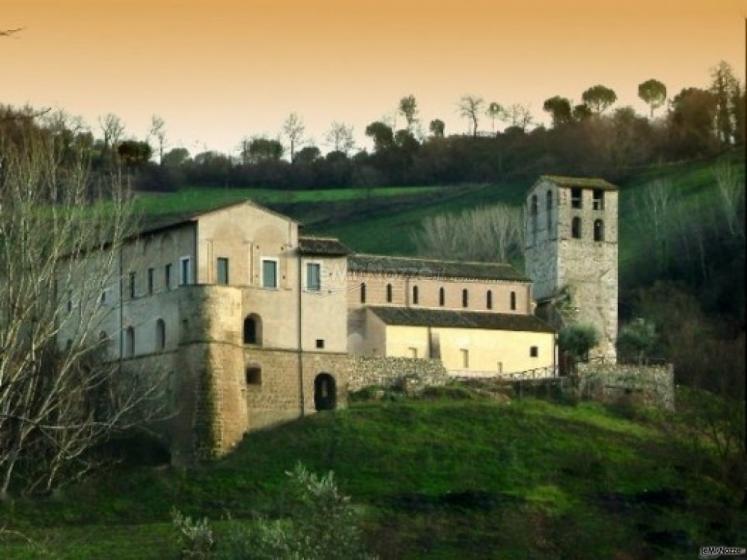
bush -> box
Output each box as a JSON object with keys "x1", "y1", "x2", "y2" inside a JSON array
[
  {"x1": 617, "y1": 318, "x2": 658, "y2": 364},
  {"x1": 172, "y1": 509, "x2": 215, "y2": 560},
  {"x1": 559, "y1": 324, "x2": 599, "y2": 363}
]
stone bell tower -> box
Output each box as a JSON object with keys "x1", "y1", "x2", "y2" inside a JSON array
[{"x1": 524, "y1": 175, "x2": 618, "y2": 362}]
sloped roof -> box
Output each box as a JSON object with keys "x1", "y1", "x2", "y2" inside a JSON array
[
  {"x1": 298, "y1": 236, "x2": 351, "y2": 256},
  {"x1": 348, "y1": 254, "x2": 528, "y2": 282},
  {"x1": 368, "y1": 306, "x2": 555, "y2": 333},
  {"x1": 539, "y1": 175, "x2": 618, "y2": 191}
]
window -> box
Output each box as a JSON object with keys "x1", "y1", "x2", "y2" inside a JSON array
[
  {"x1": 165, "y1": 263, "x2": 172, "y2": 290},
  {"x1": 462, "y1": 289, "x2": 469, "y2": 308},
  {"x1": 510, "y1": 291, "x2": 516, "y2": 311},
  {"x1": 179, "y1": 257, "x2": 191, "y2": 286},
  {"x1": 486, "y1": 290, "x2": 493, "y2": 310},
  {"x1": 439, "y1": 287, "x2": 445, "y2": 307},
  {"x1": 360, "y1": 283, "x2": 366, "y2": 303},
  {"x1": 243, "y1": 315, "x2": 262, "y2": 345},
  {"x1": 217, "y1": 257, "x2": 230, "y2": 285},
  {"x1": 571, "y1": 217, "x2": 582, "y2": 239},
  {"x1": 245, "y1": 366, "x2": 262, "y2": 385},
  {"x1": 593, "y1": 219, "x2": 605, "y2": 242},
  {"x1": 593, "y1": 189, "x2": 604, "y2": 210},
  {"x1": 386, "y1": 284, "x2": 393, "y2": 303},
  {"x1": 261, "y1": 259, "x2": 278, "y2": 288},
  {"x1": 546, "y1": 190, "x2": 553, "y2": 231},
  {"x1": 67, "y1": 292, "x2": 72, "y2": 312},
  {"x1": 125, "y1": 327, "x2": 135, "y2": 357},
  {"x1": 412, "y1": 285, "x2": 419, "y2": 305},
  {"x1": 461, "y1": 349, "x2": 469, "y2": 369},
  {"x1": 155, "y1": 319, "x2": 166, "y2": 351},
  {"x1": 148, "y1": 268, "x2": 154, "y2": 295},
  {"x1": 530, "y1": 346, "x2": 539, "y2": 357},
  {"x1": 306, "y1": 262, "x2": 321, "y2": 291},
  {"x1": 316, "y1": 338, "x2": 325, "y2": 349},
  {"x1": 571, "y1": 187, "x2": 582, "y2": 209},
  {"x1": 409, "y1": 347, "x2": 418, "y2": 358},
  {"x1": 128, "y1": 272, "x2": 136, "y2": 299},
  {"x1": 530, "y1": 195, "x2": 538, "y2": 241}
]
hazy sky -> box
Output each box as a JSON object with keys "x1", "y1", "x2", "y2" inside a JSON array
[{"x1": 3, "y1": 0, "x2": 746, "y2": 156}]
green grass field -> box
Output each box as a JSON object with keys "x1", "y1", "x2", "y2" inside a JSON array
[{"x1": 1, "y1": 392, "x2": 743, "y2": 559}]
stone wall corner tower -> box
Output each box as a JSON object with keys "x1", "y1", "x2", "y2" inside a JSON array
[{"x1": 524, "y1": 175, "x2": 618, "y2": 362}]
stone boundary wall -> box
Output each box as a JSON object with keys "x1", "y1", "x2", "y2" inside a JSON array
[
  {"x1": 577, "y1": 362, "x2": 675, "y2": 411},
  {"x1": 347, "y1": 356, "x2": 449, "y2": 392}
]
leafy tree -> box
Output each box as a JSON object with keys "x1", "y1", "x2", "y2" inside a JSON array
[
  {"x1": 668, "y1": 88, "x2": 718, "y2": 157},
  {"x1": 486, "y1": 101, "x2": 503, "y2": 133},
  {"x1": 117, "y1": 140, "x2": 152, "y2": 166},
  {"x1": 365, "y1": 121, "x2": 394, "y2": 151},
  {"x1": 162, "y1": 147, "x2": 190, "y2": 167},
  {"x1": 559, "y1": 324, "x2": 599, "y2": 363},
  {"x1": 543, "y1": 96, "x2": 572, "y2": 127},
  {"x1": 710, "y1": 61, "x2": 739, "y2": 145},
  {"x1": 573, "y1": 103, "x2": 592, "y2": 121},
  {"x1": 149, "y1": 114, "x2": 167, "y2": 163},
  {"x1": 638, "y1": 79, "x2": 667, "y2": 118},
  {"x1": 282, "y1": 112, "x2": 305, "y2": 161},
  {"x1": 617, "y1": 318, "x2": 658, "y2": 364},
  {"x1": 457, "y1": 94, "x2": 484, "y2": 136},
  {"x1": 398, "y1": 94, "x2": 418, "y2": 130},
  {"x1": 582, "y1": 85, "x2": 617, "y2": 114},
  {"x1": 245, "y1": 137, "x2": 284, "y2": 163},
  {"x1": 294, "y1": 145, "x2": 321, "y2": 164},
  {"x1": 429, "y1": 118, "x2": 445, "y2": 138}
]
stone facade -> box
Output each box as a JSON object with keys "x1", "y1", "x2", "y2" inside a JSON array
[
  {"x1": 524, "y1": 177, "x2": 619, "y2": 361},
  {"x1": 347, "y1": 355, "x2": 449, "y2": 392}
]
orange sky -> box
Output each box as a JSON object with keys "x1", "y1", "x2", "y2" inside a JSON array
[{"x1": 2, "y1": 0, "x2": 746, "y2": 155}]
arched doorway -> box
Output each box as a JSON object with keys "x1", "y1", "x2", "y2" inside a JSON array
[{"x1": 314, "y1": 373, "x2": 336, "y2": 411}]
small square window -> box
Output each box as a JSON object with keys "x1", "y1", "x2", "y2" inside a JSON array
[
  {"x1": 316, "y1": 339, "x2": 325, "y2": 349},
  {"x1": 245, "y1": 367, "x2": 262, "y2": 385},
  {"x1": 530, "y1": 346, "x2": 539, "y2": 358},
  {"x1": 571, "y1": 188, "x2": 582, "y2": 209}
]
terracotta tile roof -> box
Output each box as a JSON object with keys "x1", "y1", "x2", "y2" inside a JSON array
[
  {"x1": 540, "y1": 175, "x2": 618, "y2": 191},
  {"x1": 298, "y1": 236, "x2": 351, "y2": 256},
  {"x1": 368, "y1": 306, "x2": 555, "y2": 333},
  {"x1": 348, "y1": 254, "x2": 529, "y2": 282}
]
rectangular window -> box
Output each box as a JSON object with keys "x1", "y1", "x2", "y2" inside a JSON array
[
  {"x1": 316, "y1": 338, "x2": 325, "y2": 349},
  {"x1": 461, "y1": 349, "x2": 469, "y2": 369},
  {"x1": 571, "y1": 187, "x2": 582, "y2": 209},
  {"x1": 165, "y1": 263, "x2": 172, "y2": 290},
  {"x1": 180, "y1": 257, "x2": 191, "y2": 286},
  {"x1": 593, "y1": 189, "x2": 604, "y2": 210},
  {"x1": 530, "y1": 346, "x2": 539, "y2": 358},
  {"x1": 148, "y1": 268, "x2": 154, "y2": 295},
  {"x1": 129, "y1": 272, "x2": 136, "y2": 299},
  {"x1": 262, "y1": 259, "x2": 278, "y2": 289},
  {"x1": 306, "y1": 262, "x2": 321, "y2": 291},
  {"x1": 217, "y1": 257, "x2": 229, "y2": 285}
]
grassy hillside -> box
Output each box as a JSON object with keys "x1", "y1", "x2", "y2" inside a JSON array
[{"x1": 1, "y1": 393, "x2": 744, "y2": 559}]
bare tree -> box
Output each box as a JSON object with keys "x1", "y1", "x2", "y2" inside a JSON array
[
  {"x1": 632, "y1": 178, "x2": 673, "y2": 269},
  {"x1": 398, "y1": 95, "x2": 418, "y2": 130},
  {"x1": 282, "y1": 112, "x2": 305, "y2": 161},
  {"x1": 324, "y1": 122, "x2": 355, "y2": 155},
  {"x1": 411, "y1": 204, "x2": 524, "y2": 262},
  {"x1": 457, "y1": 95, "x2": 484, "y2": 137},
  {"x1": 0, "y1": 114, "x2": 165, "y2": 497},
  {"x1": 713, "y1": 160, "x2": 745, "y2": 238},
  {"x1": 98, "y1": 113, "x2": 124, "y2": 151},
  {"x1": 149, "y1": 115, "x2": 167, "y2": 165},
  {"x1": 502, "y1": 103, "x2": 534, "y2": 131}
]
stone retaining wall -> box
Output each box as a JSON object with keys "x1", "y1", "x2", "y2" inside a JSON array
[
  {"x1": 577, "y1": 362, "x2": 675, "y2": 411},
  {"x1": 348, "y1": 356, "x2": 449, "y2": 392}
]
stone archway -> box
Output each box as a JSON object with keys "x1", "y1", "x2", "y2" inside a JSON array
[{"x1": 314, "y1": 373, "x2": 337, "y2": 411}]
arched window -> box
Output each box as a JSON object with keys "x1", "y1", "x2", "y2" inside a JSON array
[
  {"x1": 530, "y1": 195, "x2": 538, "y2": 241},
  {"x1": 386, "y1": 284, "x2": 393, "y2": 303},
  {"x1": 245, "y1": 366, "x2": 262, "y2": 385},
  {"x1": 125, "y1": 327, "x2": 135, "y2": 357},
  {"x1": 593, "y1": 219, "x2": 605, "y2": 242},
  {"x1": 439, "y1": 287, "x2": 445, "y2": 307},
  {"x1": 314, "y1": 373, "x2": 337, "y2": 411},
  {"x1": 546, "y1": 190, "x2": 553, "y2": 231},
  {"x1": 243, "y1": 314, "x2": 262, "y2": 345},
  {"x1": 360, "y1": 282, "x2": 366, "y2": 303},
  {"x1": 156, "y1": 319, "x2": 166, "y2": 351},
  {"x1": 486, "y1": 290, "x2": 493, "y2": 310},
  {"x1": 572, "y1": 216, "x2": 582, "y2": 239},
  {"x1": 462, "y1": 289, "x2": 469, "y2": 308},
  {"x1": 510, "y1": 291, "x2": 517, "y2": 311},
  {"x1": 412, "y1": 285, "x2": 419, "y2": 305}
]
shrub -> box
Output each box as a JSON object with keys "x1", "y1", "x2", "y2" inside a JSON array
[
  {"x1": 559, "y1": 324, "x2": 599, "y2": 363},
  {"x1": 172, "y1": 508, "x2": 215, "y2": 560},
  {"x1": 617, "y1": 318, "x2": 658, "y2": 364}
]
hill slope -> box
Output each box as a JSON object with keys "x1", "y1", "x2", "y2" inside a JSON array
[{"x1": 1, "y1": 395, "x2": 744, "y2": 559}]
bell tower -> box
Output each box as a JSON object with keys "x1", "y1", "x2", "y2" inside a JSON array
[{"x1": 524, "y1": 176, "x2": 618, "y2": 362}]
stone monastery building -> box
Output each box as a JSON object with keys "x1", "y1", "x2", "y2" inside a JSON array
[{"x1": 58, "y1": 176, "x2": 618, "y2": 463}]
